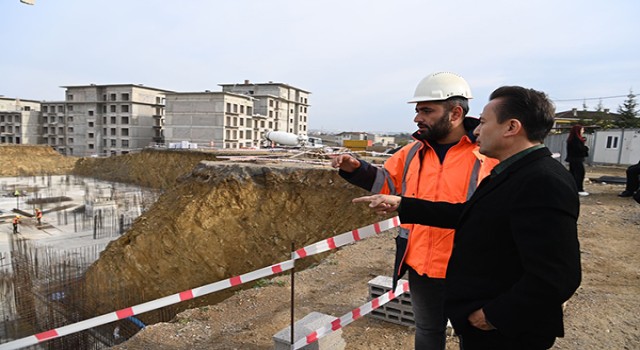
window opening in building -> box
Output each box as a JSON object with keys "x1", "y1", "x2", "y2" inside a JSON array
[{"x1": 606, "y1": 136, "x2": 619, "y2": 149}]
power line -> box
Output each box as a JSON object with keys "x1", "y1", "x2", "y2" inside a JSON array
[{"x1": 552, "y1": 95, "x2": 629, "y2": 102}]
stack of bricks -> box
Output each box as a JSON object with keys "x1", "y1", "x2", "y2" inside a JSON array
[{"x1": 368, "y1": 275, "x2": 415, "y2": 326}]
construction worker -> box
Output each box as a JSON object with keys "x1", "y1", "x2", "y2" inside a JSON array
[
  {"x1": 331, "y1": 72, "x2": 498, "y2": 349},
  {"x1": 12, "y1": 216, "x2": 21, "y2": 234},
  {"x1": 35, "y1": 208, "x2": 43, "y2": 226}
]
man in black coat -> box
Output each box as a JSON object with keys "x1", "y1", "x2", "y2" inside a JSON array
[
  {"x1": 354, "y1": 86, "x2": 582, "y2": 349},
  {"x1": 619, "y1": 160, "x2": 640, "y2": 198}
]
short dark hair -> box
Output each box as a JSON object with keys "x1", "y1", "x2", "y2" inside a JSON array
[
  {"x1": 443, "y1": 96, "x2": 470, "y2": 116},
  {"x1": 489, "y1": 86, "x2": 555, "y2": 142}
]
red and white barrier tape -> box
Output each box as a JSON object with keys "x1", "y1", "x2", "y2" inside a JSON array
[
  {"x1": 0, "y1": 217, "x2": 400, "y2": 350},
  {"x1": 293, "y1": 281, "x2": 410, "y2": 349},
  {"x1": 293, "y1": 217, "x2": 400, "y2": 259}
]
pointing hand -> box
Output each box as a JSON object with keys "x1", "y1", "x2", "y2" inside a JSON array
[
  {"x1": 330, "y1": 154, "x2": 361, "y2": 173},
  {"x1": 352, "y1": 194, "x2": 401, "y2": 215}
]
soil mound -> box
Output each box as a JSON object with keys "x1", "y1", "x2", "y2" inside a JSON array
[
  {"x1": 81, "y1": 161, "x2": 381, "y2": 319},
  {"x1": 0, "y1": 145, "x2": 77, "y2": 176},
  {"x1": 72, "y1": 149, "x2": 221, "y2": 189}
]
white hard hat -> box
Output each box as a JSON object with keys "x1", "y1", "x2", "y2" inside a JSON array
[{"x1": 408, "y1": 72, "x2": 473, "y2": 103}]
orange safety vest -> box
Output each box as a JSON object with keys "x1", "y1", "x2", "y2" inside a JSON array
[
  {"x1": 36, "y1": 211, "x2": 42, "y2": 219},
  {"x1": 373, "y1": 135, "x2": 498, "y2": 278},
  {"x1": 13, "y1": 217, "x2": 20, "y2": 225}
]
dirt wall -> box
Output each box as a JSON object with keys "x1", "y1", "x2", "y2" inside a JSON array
[{"x1": 81, "y1": 161, "x2": 382, "y2": 317}]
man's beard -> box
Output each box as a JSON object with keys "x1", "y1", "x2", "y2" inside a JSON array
[{"x1": 416, "y1": 111, "x2": 452, "y2": 143}]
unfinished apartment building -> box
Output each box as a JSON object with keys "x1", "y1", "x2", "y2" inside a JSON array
[
  {"x1": 41, "y1": 84, "x2": 172, "y2": 156},
  {"x1": 0, "y1": 97, "x2": 42, "y2": 145},
  {"x1": 164, "y1": 91, "x2": 261, "y2": 149},
  {"x1": 164, "y1": 81, "x2": 311, "y2": 149},
  {"x1": 220, "y1": 80, "x2": 310, "y2": 136}
]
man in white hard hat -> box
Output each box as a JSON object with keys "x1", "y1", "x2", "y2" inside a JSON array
[{"x1": 332, "y1": 72, "x2": 498, "y2": 349}]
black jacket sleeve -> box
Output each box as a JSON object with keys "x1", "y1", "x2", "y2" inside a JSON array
[
  {"x1": 338, "y1": 159, "x2": 378, "y2": 190},
  {"x1": 397, "y1": 197, "x2": 465, "y2": 229}
]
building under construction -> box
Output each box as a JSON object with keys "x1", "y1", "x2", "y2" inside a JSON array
[{"x1": 0, "y1": 174, "x2": 161, "y2": 349}]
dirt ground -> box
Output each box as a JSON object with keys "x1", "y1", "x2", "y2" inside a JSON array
[{"x1": 109, "y1": 165, "x2": 639, "y2": 350}]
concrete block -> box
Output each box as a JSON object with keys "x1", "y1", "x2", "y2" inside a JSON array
[
  {"x1": 273, "y1": 311, "x2": 345, "y2": 350},
  {"x1": 367, "y1": 276, "x2": 414, "y2": 327},
  {"x1": 367, "y1": 275, "x2": 453, "y2": 333}
]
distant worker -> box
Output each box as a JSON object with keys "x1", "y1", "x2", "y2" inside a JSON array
[
  {"x1": 331, "y1": 71, "x2": 498, "y2": 349},
  {"x1": 618, "y1": 160, "x2": 640, "y2": 198},
  {"x1": 13, "y1": 216, "x2": 21, "y2": 234},
  {"x1": 35, "y1": 208, "x2": 43, "y2": 226}
]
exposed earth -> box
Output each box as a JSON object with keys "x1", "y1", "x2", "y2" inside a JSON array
[{"x1": 1, "y1": 146, "x2": 638, "y2": 349}]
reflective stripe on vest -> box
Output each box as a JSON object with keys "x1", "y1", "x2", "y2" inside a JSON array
[
  {"x1": 466, "y1": 159, "x2": 482, "y2": 200},
  {"x1": 401, "y1": 142, "x2": 423, "y2": 196},
  {"x1": 372, "y1": 167, "x2": 396, "y2": 194}
]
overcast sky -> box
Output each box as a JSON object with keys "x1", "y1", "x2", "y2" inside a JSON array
[{"x1": 2, "y1": 0, "x2": 639, "y2": 133}]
